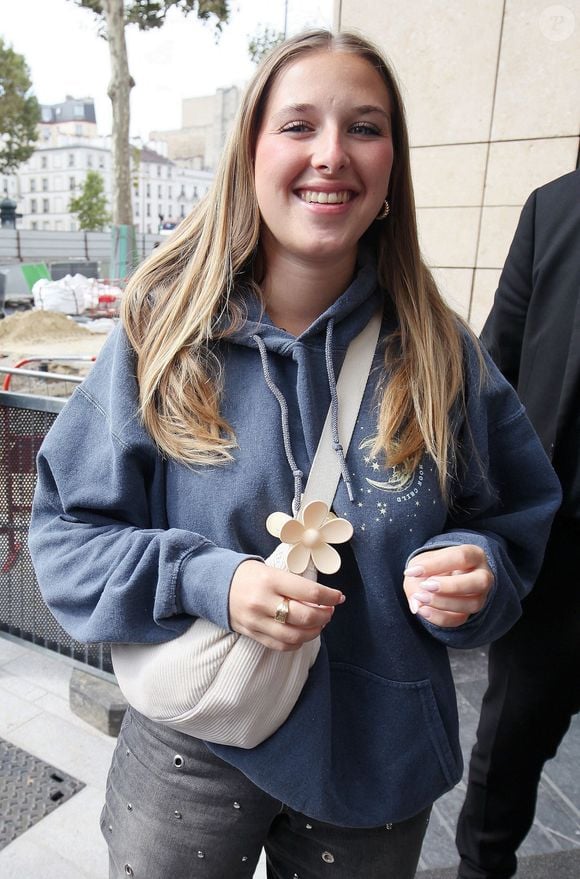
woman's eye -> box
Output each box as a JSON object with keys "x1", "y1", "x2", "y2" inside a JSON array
[
  {"x1": 280, "y1": 120, "x2": 312, "y2": 133},
  {"x1": 350, "y1": 122, "x2": 381, "y2": 136}
]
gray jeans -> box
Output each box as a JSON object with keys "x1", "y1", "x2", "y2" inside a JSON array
[{"x1": 101, "y1": 709, "x2": 430, "y2": 879}]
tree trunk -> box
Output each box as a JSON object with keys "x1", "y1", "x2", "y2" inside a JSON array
[{"x1": 102, "y1": 0, "x2": 133, "y2": 226}]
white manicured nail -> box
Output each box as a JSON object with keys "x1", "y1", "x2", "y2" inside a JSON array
[{"x1": 409, "y1": 597, "x2": 421, "y2": 614}]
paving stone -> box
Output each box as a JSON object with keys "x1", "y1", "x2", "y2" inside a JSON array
[
  {"x1": 419, "y1": 649, "x2": 580, "y2": 871},
  {"x1": 417, "y1": 848, "x2": 580, "y2": 878}
]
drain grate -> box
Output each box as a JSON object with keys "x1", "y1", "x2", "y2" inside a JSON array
[{"x1": 0, "y1": 736, "x2": 85, "y2": 849}]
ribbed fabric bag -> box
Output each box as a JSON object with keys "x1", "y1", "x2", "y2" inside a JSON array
[{"x1": 111, "y1": 310, "x2": 381, "y2": 748}]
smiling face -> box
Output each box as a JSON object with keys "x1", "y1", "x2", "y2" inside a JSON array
[{"x1": 253, "y1": 50, "x2": 394, "y2": 278}]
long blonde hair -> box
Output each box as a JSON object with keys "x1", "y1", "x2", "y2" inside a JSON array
[{"x1": 122, "y1": 29, "x2": 470, "y2": 495}]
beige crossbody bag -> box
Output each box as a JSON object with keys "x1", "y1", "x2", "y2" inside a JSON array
[{"x1": 111, "y1": 310, "x2": 381, "y2": 748}]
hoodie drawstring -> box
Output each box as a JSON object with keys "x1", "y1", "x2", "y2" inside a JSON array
[
  {"x1": 253, "y1": 319, "x2": 355, "y2": 516},
  {"x1": 253, "y1": 335, "x2": 304, "y2": 515}
]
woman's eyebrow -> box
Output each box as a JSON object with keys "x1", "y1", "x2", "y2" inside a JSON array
[
  {"x1": 269, "y1": 103, "x2": 390, "y2": 125},
  {"x1": 270, "y1": 104, "x2": 314, "y2": 124},
  {"x1": 354, "y1": 104, "x2": 390, "y2": 119}
]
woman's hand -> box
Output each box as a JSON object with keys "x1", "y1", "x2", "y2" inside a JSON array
[
  {"x1": 403, "y1": 545, "x2": 494, "y2": 627},
  {"x1": 229, "y1": 560, "x2": 345, "y2": 651}
]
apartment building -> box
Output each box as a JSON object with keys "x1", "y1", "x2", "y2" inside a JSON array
[{"x1": 1, "y1": 97, "x2": 214, "y2": 235}]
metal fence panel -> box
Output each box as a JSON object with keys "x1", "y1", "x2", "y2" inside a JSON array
[
  {"x1": 0, "y1": 231, "x2": 18, "y2": 262},
  {"x1": 0, "y1": 229, "x2": 165, "y2": 268},
  {"x1": 0, "y1": 392, "x2": 112, "y2": 673},
  {"x1": 18, "y1": 230, "x2": 87, "y2": 260}
]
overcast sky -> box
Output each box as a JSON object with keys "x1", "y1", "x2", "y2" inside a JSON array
[{"x1": 1, "y1": 0, "x2": 334, "y2": 139}]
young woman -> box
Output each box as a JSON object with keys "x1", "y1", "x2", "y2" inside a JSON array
[{"x1": 29, "y1": 30, "x2": 560, "y2": 879}]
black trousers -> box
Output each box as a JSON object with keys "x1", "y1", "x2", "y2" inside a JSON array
[{"x1": 456, "y1": 517, "x2": 580, "y2": 879}]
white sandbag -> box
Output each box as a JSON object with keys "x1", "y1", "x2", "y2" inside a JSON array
[{"x1": 33, "y1": 274, "x2": 98, "y2": 314}]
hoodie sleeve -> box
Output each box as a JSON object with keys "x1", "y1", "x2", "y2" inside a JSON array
[
  {"x1": 407, "y1": 340, "x2": 561, "y2": 648},
  {"x1": 28, "y1": 327, "x2": 259, "y2": 645}
]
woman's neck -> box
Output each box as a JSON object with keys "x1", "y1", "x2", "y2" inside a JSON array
[{"x1": 261, "y1": 251, "x2": 357, "y2": 337}]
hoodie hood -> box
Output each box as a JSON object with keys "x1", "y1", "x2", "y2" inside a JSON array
[
  {"x1": 225, "y1": 254, "x2": 386, "y2": 513},
  {"x1": 228, "y1": 251, "x2": 384, "y2": 356}
]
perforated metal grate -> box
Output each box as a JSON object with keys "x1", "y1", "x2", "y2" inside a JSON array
[
  {"x1": 0, "y1": 737, "x2": 85, "y2": 848},
  {"x1": 0, "y1": 394, "x2": 112, "y2": 673}
]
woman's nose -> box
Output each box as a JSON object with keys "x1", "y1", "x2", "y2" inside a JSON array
[{"x1": 311, "y1": 130, "x2": 350, "y2": 174}]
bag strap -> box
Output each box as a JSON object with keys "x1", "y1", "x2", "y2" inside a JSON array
[{"x1": 300, "y1": 308, "x2": 382, "y2": 511}]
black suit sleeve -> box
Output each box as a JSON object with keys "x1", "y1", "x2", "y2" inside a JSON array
[{"x1": 480, "y1": 191, "x2": 537, "y2": 390}]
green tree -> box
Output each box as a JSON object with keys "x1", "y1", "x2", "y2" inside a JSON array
[
  {"x1": 73, "y1": 1, "x2": 230, "y2": 229},
  {"x1": 0, "y1": 38, "x2": 40, "y2": 174},
  {"x1": 248, "y1": 25, "x2": 285, "y2": 65},
  {"x1": 69, "y1": 170, "x2": 111, "y2": 231}
]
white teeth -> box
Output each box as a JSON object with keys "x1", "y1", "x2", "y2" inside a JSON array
[{"x1": 299, "y1": 190, "x2": 351, "y2": 204}]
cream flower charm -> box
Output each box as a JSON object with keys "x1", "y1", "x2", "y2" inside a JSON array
[{"x1": 266, "y1": 500, "x2": 354, "y2": 576}]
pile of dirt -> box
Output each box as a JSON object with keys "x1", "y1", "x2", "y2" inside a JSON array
[{"x1": 0, "y1": 310, "x2": 91, "y2": 345}]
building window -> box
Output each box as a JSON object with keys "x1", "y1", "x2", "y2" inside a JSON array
[
  {"x1": 168, "y1": 185, "x2": 172, "y2": 199},
  {"x1": 30, "y1": 198, "x2": 37, "y2": 213},
  {"x1": 157, "y1": 165, "x2": 161, "y2": 177},
  {"x1": 41, "y1": 155, "x2": 48, "y2": 169},
  {"x1": 31, "y1": 221, "x2": 38, "y2": 230},
  {"x1": 75, "y1": 124, "x2": 83, "y2": 136},
  {"x1": 180, "y1": 204, "x2": 185, "y2": 218},
  {"x1": 68, "y1": 153, "x2": 75, "y2": 167},
  {"x1": 147, "y1": 224, "x2": 151, "y2": 233},
  {"x1": 69, "y1": 177, "x2": 76, "y2": 191},
  {"x1": 135, "y1": 203, "x2": 140, "y2": 216},
  {"x1": 43, "y1": 199, "x2": 50, "y2": 213},
  {"x1": 158, "y1": 185, "x2": 162, "y2": 198},
  {"x1": 87, "y1": 154, "x2": 93, "y2": 168},
  {"x1": 146, "y1": 203, "x2": 151, "y2": 217},
  {"x1": 146, "y1": 183, "x2": 151, "y2": 198},
  {"x1": 42, "y1": 178, "x2": 49, "y2": 191},
  {"x1": 193, "y1": 186, "x2": 198, "y2": 199},
  {"x1": 30, "y1": 178, "x2": 37, "y2": 192},
  {"x1": 98, "y1": 155, "x2": 105, "y2": 169}
]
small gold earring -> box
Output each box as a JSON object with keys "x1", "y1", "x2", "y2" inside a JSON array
[{"x1": 376, "y1": 199, "x2": 390, "y2": 220}]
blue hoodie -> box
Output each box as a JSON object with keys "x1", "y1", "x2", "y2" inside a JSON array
[{"x1": 29, "y1": 260, "x2": 561, "y2": 827}]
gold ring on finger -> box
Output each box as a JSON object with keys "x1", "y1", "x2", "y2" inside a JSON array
[{"x1": 274, "y1": 597, "x2": 290, "y2": 624}]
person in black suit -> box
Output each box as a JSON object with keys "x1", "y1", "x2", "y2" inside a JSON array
[{"x1": 455, "y1": 167, "x2": 580, "y2": 878}]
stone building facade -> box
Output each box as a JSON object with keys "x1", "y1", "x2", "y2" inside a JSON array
[{"x1": 334, "y1": 0, "x2": 580, "y2": 330}]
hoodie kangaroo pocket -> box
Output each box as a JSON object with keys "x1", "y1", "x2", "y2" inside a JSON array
[{"x1": 329, "y1": 662, "x2": 460, "y2": 815}]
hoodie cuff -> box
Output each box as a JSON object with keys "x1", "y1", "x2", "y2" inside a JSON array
[{"x1": 176, "y1": 543, "x2": 263, "y2": 631}]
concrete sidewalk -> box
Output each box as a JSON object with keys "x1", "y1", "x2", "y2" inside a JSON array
[{"x1": 1, "y1": 634, "x2": 578, "y2": 878}]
